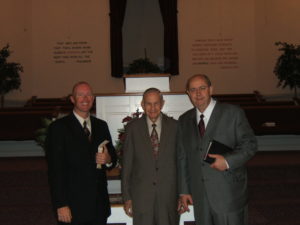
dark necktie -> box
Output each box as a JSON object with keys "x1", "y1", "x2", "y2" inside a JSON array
[
  {"x1": 150, "y1": 124, "x2": 159, "y2": 159},
  {"x1": 83, "y1": 121, "x2": 91, "y2": 140},
  {"x1": 198, "y1": 114, "x2": 205, "y2": 137}
]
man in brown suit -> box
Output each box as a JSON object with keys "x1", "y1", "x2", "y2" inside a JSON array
[{"x1": 121, "y1": 88, "x2": 179, "y2": 225}]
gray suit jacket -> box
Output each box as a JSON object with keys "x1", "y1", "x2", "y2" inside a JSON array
[
  {"x1": 177, "y1": 102, "x2": 257, "y2": 214},
  {"x1": 122, "y1": 114, "x2": 178, "y2": 225}
]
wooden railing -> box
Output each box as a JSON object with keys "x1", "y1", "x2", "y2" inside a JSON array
[{"x1": 0, "y1": 93, "x2": 299, "y2": 140}]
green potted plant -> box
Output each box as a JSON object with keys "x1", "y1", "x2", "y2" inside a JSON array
[
  {"x1": 35, "y1": 117, "x2": 56, "y2": 150},
  {"x1": 0, "y1": 44, "x2": 23, "y2": 107},
  {"x1": 274, "y1": 42, "x2": 300, "y2": 99},
  {"x1": 126, "y1": 57, "x2": 162, "y2": 74}
]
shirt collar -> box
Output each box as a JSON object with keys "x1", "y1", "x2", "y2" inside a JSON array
[
  {"x1": 146, "y1": 113, "x2": 162, "y2": 128},
  {"x1": 196, "y1": 98, "x2": 216, "y2": 121},
  {"x1": 73, "y1": 111, "x2": 91, "y2": 127}
]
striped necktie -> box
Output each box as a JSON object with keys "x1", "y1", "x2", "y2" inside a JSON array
[
  {"x1": 198, "y1": 114, "x2": 205, "y2": 137},
  {"x1": 83, "y1": 120, "x2": 91, "y2": 141},
  {"x1": 150, "y1": 124, "x2": 159, "y2": 159}
]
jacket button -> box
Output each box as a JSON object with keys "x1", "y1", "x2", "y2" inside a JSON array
[{"x1": 153, "y1": 182, "x2": 156, "y2": 186}]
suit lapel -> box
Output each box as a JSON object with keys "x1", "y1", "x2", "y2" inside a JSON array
[
  {"x1": 90, "y1": 116, "x2": 98, "y2": 145},
  {"x1": 158, "y1": 114, "x2": 168, "y2": 155},
  {"x1": 67, "y1": 113, "x2": 93, "y2": 147},
  {"x1": 186, "y1": 105, "x2": 222, "y2": 150},
  {"x1": 139, "y1": 115, "x2": 153, "y2": 154},
  {"x1": 187, "y1": 108, "x2": 202, "y2": 146},
  {"x1": 204, "y1": 101, "x2": 222, "y2": 140}
]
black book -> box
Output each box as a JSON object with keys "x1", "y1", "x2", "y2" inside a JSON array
[{"x1": 203, "y1": 140, "x2": 233, "y2": 164}]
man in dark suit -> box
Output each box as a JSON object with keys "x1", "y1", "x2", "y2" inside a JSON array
[
  {"x1": 122, "y1": 88, "x2": 179, "y2": 225},
  {"x1": 46, "y1": 81, "x2": 117, "y2": 225},
  {"x1": 177, "y1": 74, "x2": 257, "y2": 225}
]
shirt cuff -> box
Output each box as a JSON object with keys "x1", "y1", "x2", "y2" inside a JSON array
[
  {"x1": 225, "y1": 159, "x2": 230, "y2": 169},
  {"x1": 106, "y1": 162, "x2": 113, "y2": 167}
]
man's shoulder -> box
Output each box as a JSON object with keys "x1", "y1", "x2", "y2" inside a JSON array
[
  {"x1": 90, "y1": 115, "x2": 108, "y2": 127},
  {"x1": 216, "y1": 102, "x2": 243, "y2": 113},
  {"x1": 125, "y1": 116, "x2": 143, "y2": 129},
  {"x1": 162, "y1": 113, "x2": 177, "y2": 123},
  {"x1": 50, "y1": 113, "x2": 71, "y2": 127},
  {"x1": 179, "y1": 108, "x2": 195, "y2": 120}
]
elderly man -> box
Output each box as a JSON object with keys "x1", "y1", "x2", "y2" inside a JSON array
[
  {"x1": 122, "y1": 87, "x2": 179, "y2": 225},
  {"x1": 177, "y1": 74, "x2": 257, "y2": 225}
]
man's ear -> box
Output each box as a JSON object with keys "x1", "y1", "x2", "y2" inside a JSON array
[
  {"x1": 186, "y1": 90, "x2": 191, "y2": 98},
  {"x1": 161, "y1": 99, "x2": 165, "y2": 109},
  {"x1": 209, "y1": 86, "x2": 213, "y2": 95},
  {"x1": 141, "y1": 100, "x2": 145, "y2": 111},
  {"x1": 70, "y1": 95, "x2": 75, "y2": 104}
]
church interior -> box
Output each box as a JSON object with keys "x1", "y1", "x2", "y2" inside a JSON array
[{"x1": 0, "y1": 0, "x2": 299, "y2": 224}]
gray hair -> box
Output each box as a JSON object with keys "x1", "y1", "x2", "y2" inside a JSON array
[{"x1": 142, "y1": 87, "x2": 164, "y2": 102}]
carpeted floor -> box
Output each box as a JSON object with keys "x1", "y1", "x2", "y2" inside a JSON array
[{"x1": 0, "y1": 151, "x2": 300, "y2": 225}]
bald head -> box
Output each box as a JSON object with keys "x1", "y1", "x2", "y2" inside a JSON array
[{"x1": 186, "y1": 74, "x2": 212, "y2": 91}]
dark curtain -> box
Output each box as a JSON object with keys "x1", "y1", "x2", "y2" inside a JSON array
[
  {"x1": 109, "y1": 0, "x2": 127, "y2": 78},
  {"x1": 159, "y1": 0, "x2": 179, "y2": 75}
]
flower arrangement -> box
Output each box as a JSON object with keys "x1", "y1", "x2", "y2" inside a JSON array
[
  {"x1": 35, "y1": 113, "x2": 66, "y2": 150},
  {"x1": 35, "y1": 117, "x2": 56, "y2": 149},
  {"x1": 115, "y1": 109, "x2": 143, "y2": 168}
]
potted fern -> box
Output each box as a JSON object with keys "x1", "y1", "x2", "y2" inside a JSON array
[
  {"x1": 0, "y1": 44, "x2": 23, "y2": 107},
  {"x1": 274, "y1": 42, "x2": 300, "y2": 99}
]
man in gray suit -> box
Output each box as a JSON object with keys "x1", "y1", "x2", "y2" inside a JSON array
[
  {"x1": 122, "y1": 88, "x2": 179, "y2": 225},
  {"x1": 177, "y1": 74, "x2": 257, "y2": 225}
]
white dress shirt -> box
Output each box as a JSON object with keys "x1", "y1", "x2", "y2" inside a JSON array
[{"x1": 195, "y1": 99, "x2": 229, "y2": 169}]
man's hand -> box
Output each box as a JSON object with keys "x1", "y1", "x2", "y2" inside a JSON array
[
  {"x1": 178, "y1": 194, "x2": 193, "y2": 214},
  {"x1": 209, "y1": 154, "x2": 229, "y2": 171},
  {"x1": 57, "y1": 206, "x2": 72, "y2": 223},
  {"x1": 124, "y1": 200, "x2": 133, "y2": 217},
  {"x1": 96, "y1": 145, "x2": 111, "y2": 165}
]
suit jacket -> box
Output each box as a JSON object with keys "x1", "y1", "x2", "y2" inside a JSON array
[
  {"x1": 46, "y1": 113, "x2": 117, "y2": 224},
  {"x1": 177, "y1": 102, "x2": 257, "y2": 214},
  {"x1": 121, "y1": 114, "x2": 178, "y2": 225}
]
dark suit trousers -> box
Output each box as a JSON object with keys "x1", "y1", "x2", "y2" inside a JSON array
[
  {"x1": 58, "y1": 218, "x2": 107, "y2": 225},
  {"x1": 195, "y1": 188, "x2": 248, "y2": 225}
]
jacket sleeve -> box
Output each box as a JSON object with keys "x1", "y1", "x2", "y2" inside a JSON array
[
  {"x1": 102, "y1": 121, "x2": 118, "y2": 170},
  {"x1": 176, "y1": 117, "x2": 191, "y2": 195},
  {"x1": 121, "y1": 123, "x2": 134, "y2": 202},
  {"x1": 224, "y1": 107, "x2": 258, "y2": 169},
  {"x1": 45, "y1": 121, "x2": 69, "y2": 209}
]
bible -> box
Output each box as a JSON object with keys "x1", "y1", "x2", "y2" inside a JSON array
[
  {"x1": 97, "y1": 140, "x2": 109, "y2": 169},
  {"x1": 203, "y1": 140, "x2": 233, "y2": 164}
]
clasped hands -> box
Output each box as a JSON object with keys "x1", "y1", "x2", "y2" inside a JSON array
[{"x1": 95, "y1": 145, "x2": 111, "y2": 165}]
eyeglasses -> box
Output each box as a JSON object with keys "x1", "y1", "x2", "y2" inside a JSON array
[
  {"x1": 188, "y1": 86, "x2": 208, "y2": 93},
  {"x1": 75, "y1": 94, "x2": 94, "y2": 98}
]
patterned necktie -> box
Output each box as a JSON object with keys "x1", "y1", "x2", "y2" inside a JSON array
[
  {"x1": 150, "y1": 124, "x2": 159, "y2": 159},
  {"x1": 198, "y1": 114, "x2": 205, "y2": 137},
  {"x1": 83, "y1": 121, "x2": 91, "y2": 141}
]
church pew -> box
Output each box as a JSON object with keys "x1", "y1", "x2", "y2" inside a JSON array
[
  {"x1": 213, "y1": 90, "x2": 263, "y2": 102},
  {"x1": 0, "y1": 110, "x2": 56, "y2": 140},
  {"x1": 243, "y1": 105, "x2": 300, "y2": 135},
  {"x1": 0, "y1": 105, "x2": 96, "y2": 140},
  {"x1": 25, "y1": 95, "x2": 71, "y2": 105},
  {"x1": 225, "y1": 100, "x2": 296, "y2": 107}
]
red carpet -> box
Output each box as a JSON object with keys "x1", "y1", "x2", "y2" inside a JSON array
[{"x1": 0, "y1": 151, "x2": 300, "y2": 225}]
